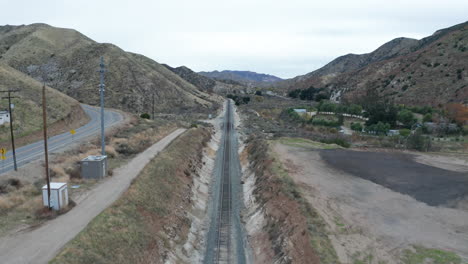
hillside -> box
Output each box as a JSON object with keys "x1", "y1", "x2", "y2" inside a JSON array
[
  {"x1": 198, "y1": 70, "x2": 282, "y2": 87},
  {"x1": 279, "y1": 21, "x2": 468, "y2": 106},
  {"x1": 0, "y1": 63, "x2": 87, "y2": 145},
  {"x1": 164, "y1": 65, "x2": 247, "y2": 94},
  {"x1": 0, "y1": 23, "x2": 221, "y2": 114}
]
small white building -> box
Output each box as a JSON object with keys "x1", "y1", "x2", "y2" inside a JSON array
[
  {"x1": 0, "y1": 110, "x2": 10, "y2": 125},
  {"x1": 293, "y1": 109, "x2": 307, "y2": 114},
  {"x1": 387, "y1": 130, "x2": 400, "y2": 136},
  {"x1": 42, "y1": 182, "x2": 69, "y2": 211}
]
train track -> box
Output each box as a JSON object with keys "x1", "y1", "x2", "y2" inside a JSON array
[{"x1": 214, "y1": 101, "x2": 233, "y2": 263}]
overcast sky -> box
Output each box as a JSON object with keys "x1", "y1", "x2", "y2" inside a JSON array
[{"x1": 1, "y1": 0, "x2": 467, "y2": 78}]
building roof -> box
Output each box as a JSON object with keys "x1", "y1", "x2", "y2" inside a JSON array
[
  {"x1": 82, "y1": 155, "x2": 107, "y2": 161},
  {"x1": 42, "y1": 182, "x2": 67, "y2": 190},
  {"x1": 293, "y1": 109, "x2": 307, "y2": 113}
]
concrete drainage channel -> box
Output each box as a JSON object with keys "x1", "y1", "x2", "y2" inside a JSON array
[{"x1": 204, "y1": 100, "x2": 248, "y2": 264}]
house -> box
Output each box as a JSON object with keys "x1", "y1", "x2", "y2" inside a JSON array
[
  {"x1": 0, "y1": 110, "x2": 10, "y2": 125},
  {"x1": 387, "y1": 130, "x2": 400, "y2": 136}
]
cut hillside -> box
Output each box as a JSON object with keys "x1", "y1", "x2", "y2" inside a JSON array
[
  {"x1": 0, "y1": 63, "x2": 87, "y2": 146},
  {"x1": 199, "y1": 70, "x2": 283, "y2": 87},
  {"x1": 164, "y1": 64, "x2": 247, "y2": 94},
  {"x1": 279, "y1": 21, "x2": 468, "y2": 106},
  {"x1": 0, "y1": 23, "x2": 221, "y2": 114}
]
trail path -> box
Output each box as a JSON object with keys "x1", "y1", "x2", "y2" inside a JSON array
[{"x1": 0, "y1": 128, "x2": 186, "y2": 264}]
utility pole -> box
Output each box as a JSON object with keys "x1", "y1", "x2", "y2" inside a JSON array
[
  {"x1": 42, "y1": 84, "x2": 51, "y2": 209},
  {"x1": 1, "y1": 90, "x2": 19, "y2": 171},
  {"x1": 99, "y1": 56, "x2": 106, "y2": 156},
  {"x1": 152, "y1": 93, "x2": 155, "y2": 120}
]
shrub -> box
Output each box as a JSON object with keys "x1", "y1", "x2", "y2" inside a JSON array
[
  {"x1": 399, "y1": 128, "x2": 411, "y2": 137},
  {"x1": 140, "y1": 113, "x2": 150, "y2": 119},
  {"x1": 423, "y1": 113, "x2": 433, "y2": 123},
  {"x1": 311, "y1": 118, "x2": 341, "y2": 127},
  {"x1": 319, "y1": 138, "x2": 350, "y2": 148},
  {"x1": 407, "y1": 128, "x2": 431, "y2": 151},
  {"x1": 350, "y1": 122, "x2": 363, "y2": 132}
]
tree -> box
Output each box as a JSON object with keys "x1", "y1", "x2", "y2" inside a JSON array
[
  {"x1": 397, "y1": 109, "x2": 416, "y2": 128},
  {"x1": 365, "y1": 103, "x2": 398, "y2": 127},
  {"x1": 423, "y1": 113, "x2": 433, "y2": 123},
  {"x1": 288, "y1": 89, "x2": 301, "y2": 98},
  {"x1": 299, "y1": 87, "x2": 317, "y2": 100},
  {"x1": 255, "y1": 91, "x2": 262, "y2": 96},
  {"x1": 140, "y1": 113, "x2": 150, "y2": 119},
  {"x1": 399, "y1": 128, "x2": 411, "y2": 137},
  {"x1": 348, "y1": 104, "x2": 363, "y2": 115},
  {"x1": 314, "y1": 92, "x2": 329, "y2": 102},
  {"x1": 350, "y1": 122, "x2": 363, "y2": 132},
  {"x1": 446, "y1": 103, "x2": 468, "y2": 125},
  {"x1": 318, "y1": 101, "x2": 337, "y2": 112}
]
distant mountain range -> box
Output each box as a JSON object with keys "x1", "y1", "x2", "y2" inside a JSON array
[
  {"x1": 277, "y1": 21, "x2": 468, "y2": 106},
  {"x1": 163, "y1": 65, "x2": 246, "y2": 94},
  {"x1": 0, "y1": 23, "x2": 221, "y2": 114},
  {"x1": 198, "y1": 70, "x2": 283, "y2": 87}
]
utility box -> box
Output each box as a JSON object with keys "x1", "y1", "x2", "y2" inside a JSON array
[
  {"x1": 81, "y1": 155, "x2": 108, "y2": 180},
  {"x1": 42, "y1": 182, "x2": 68, "y2": 211}
]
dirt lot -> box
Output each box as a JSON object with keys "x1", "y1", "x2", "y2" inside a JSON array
[
  {"x1": 320, "y1": 150, "x2": 468, "y2": 207},
  {"x1": 273, "y1": 142, "x2": 468, "y2": 263}
]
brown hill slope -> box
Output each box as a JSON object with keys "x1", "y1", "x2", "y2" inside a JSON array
[
  {"x1": 0, "y1": 63, "x2": 87, "y2": 145},
  {"x1": 0, "y1": 24, "x2": 221, "y2": 114},
  {"x1": 280, "y1": 22, "x2": 468, "y2": 106}
]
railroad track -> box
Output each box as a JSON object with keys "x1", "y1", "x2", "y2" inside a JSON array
[{"x1": 214, "y1": 101, "x2": 233, "y2": 263}]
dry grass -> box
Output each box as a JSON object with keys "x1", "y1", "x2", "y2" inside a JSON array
[
  {"x1": 51, "y1": 127, "x2": 211, "y2": 264},
  {"x1": 0, "y1": 116, "x2": 179, "y2": 237},
  {"x1": 0, "y1": 64, "x2": 88, "y2": 147}
]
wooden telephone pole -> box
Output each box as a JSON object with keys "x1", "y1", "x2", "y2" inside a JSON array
[
  {"x1": 1, "y1": 90, "x2": 19, "y2": 171},
  {"x1": 42, "y1": 84, "x2": 51, "y2": 209}
]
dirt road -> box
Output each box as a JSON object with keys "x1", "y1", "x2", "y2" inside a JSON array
[
  {"x1": 0, "y1": 128, "x2": 186, "y2": 264},
  {"x1": 274, "y1": 143, "x2": 468, "y2": 263}
]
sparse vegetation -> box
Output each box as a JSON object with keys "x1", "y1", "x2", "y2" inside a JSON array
[
  {"x1": 402, "y1": 246, "x2": 462, "y2": 264},
  {"x1": 139, "y1": 113, "x2": 150, "y2": 119},
  {"x1": 52, "y1": 128, "x2": 210, "y2": 264}
]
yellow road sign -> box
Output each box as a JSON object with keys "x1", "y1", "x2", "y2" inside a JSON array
[
  {"x1": 70, "y1": 130, "x2": 76, "y2": 135},
  {"x1": 0, "y1": 148, "x2": 6, "y2": 155},
  {"x1": 1, "y1": 155, "x2": 6, "y2": 160}
]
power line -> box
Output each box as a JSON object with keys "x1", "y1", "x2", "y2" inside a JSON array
[{"x1": 1, "y1": 89, "x2": 19, "y2": 171}]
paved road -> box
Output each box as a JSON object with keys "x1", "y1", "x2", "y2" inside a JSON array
[
  {"x1": 0, "y1": 128, "x2": 186, "y2": 264},
  {"x1": 0, "y1": 104, "x2": 123, "y2": 174}
]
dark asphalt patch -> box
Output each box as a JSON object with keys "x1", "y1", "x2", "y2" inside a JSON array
[{"x1": 320, "y1": 149, "x2": 468, "y2": 207}]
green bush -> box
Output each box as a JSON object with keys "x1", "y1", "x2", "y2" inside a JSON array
[
  {"x1": 423, "y1": 113, "x2": 433, "y2": 122},
  {"x1": 140, "y1": 113, "x2": 150, "y2": 119},
  {"x1": 350, "y1": 122, "x2": 363, "y2": 132},
  {"x1": 399, "y1": 128, "x2": 411, "y2": 137}
]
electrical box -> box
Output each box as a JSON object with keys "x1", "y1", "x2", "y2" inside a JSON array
[
  {"x1": 42, "y1": 182, "x2": 68, "y2": 211},
  {"x1": 81, "y1": 155, "x2": 108, "y2": 180}
]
